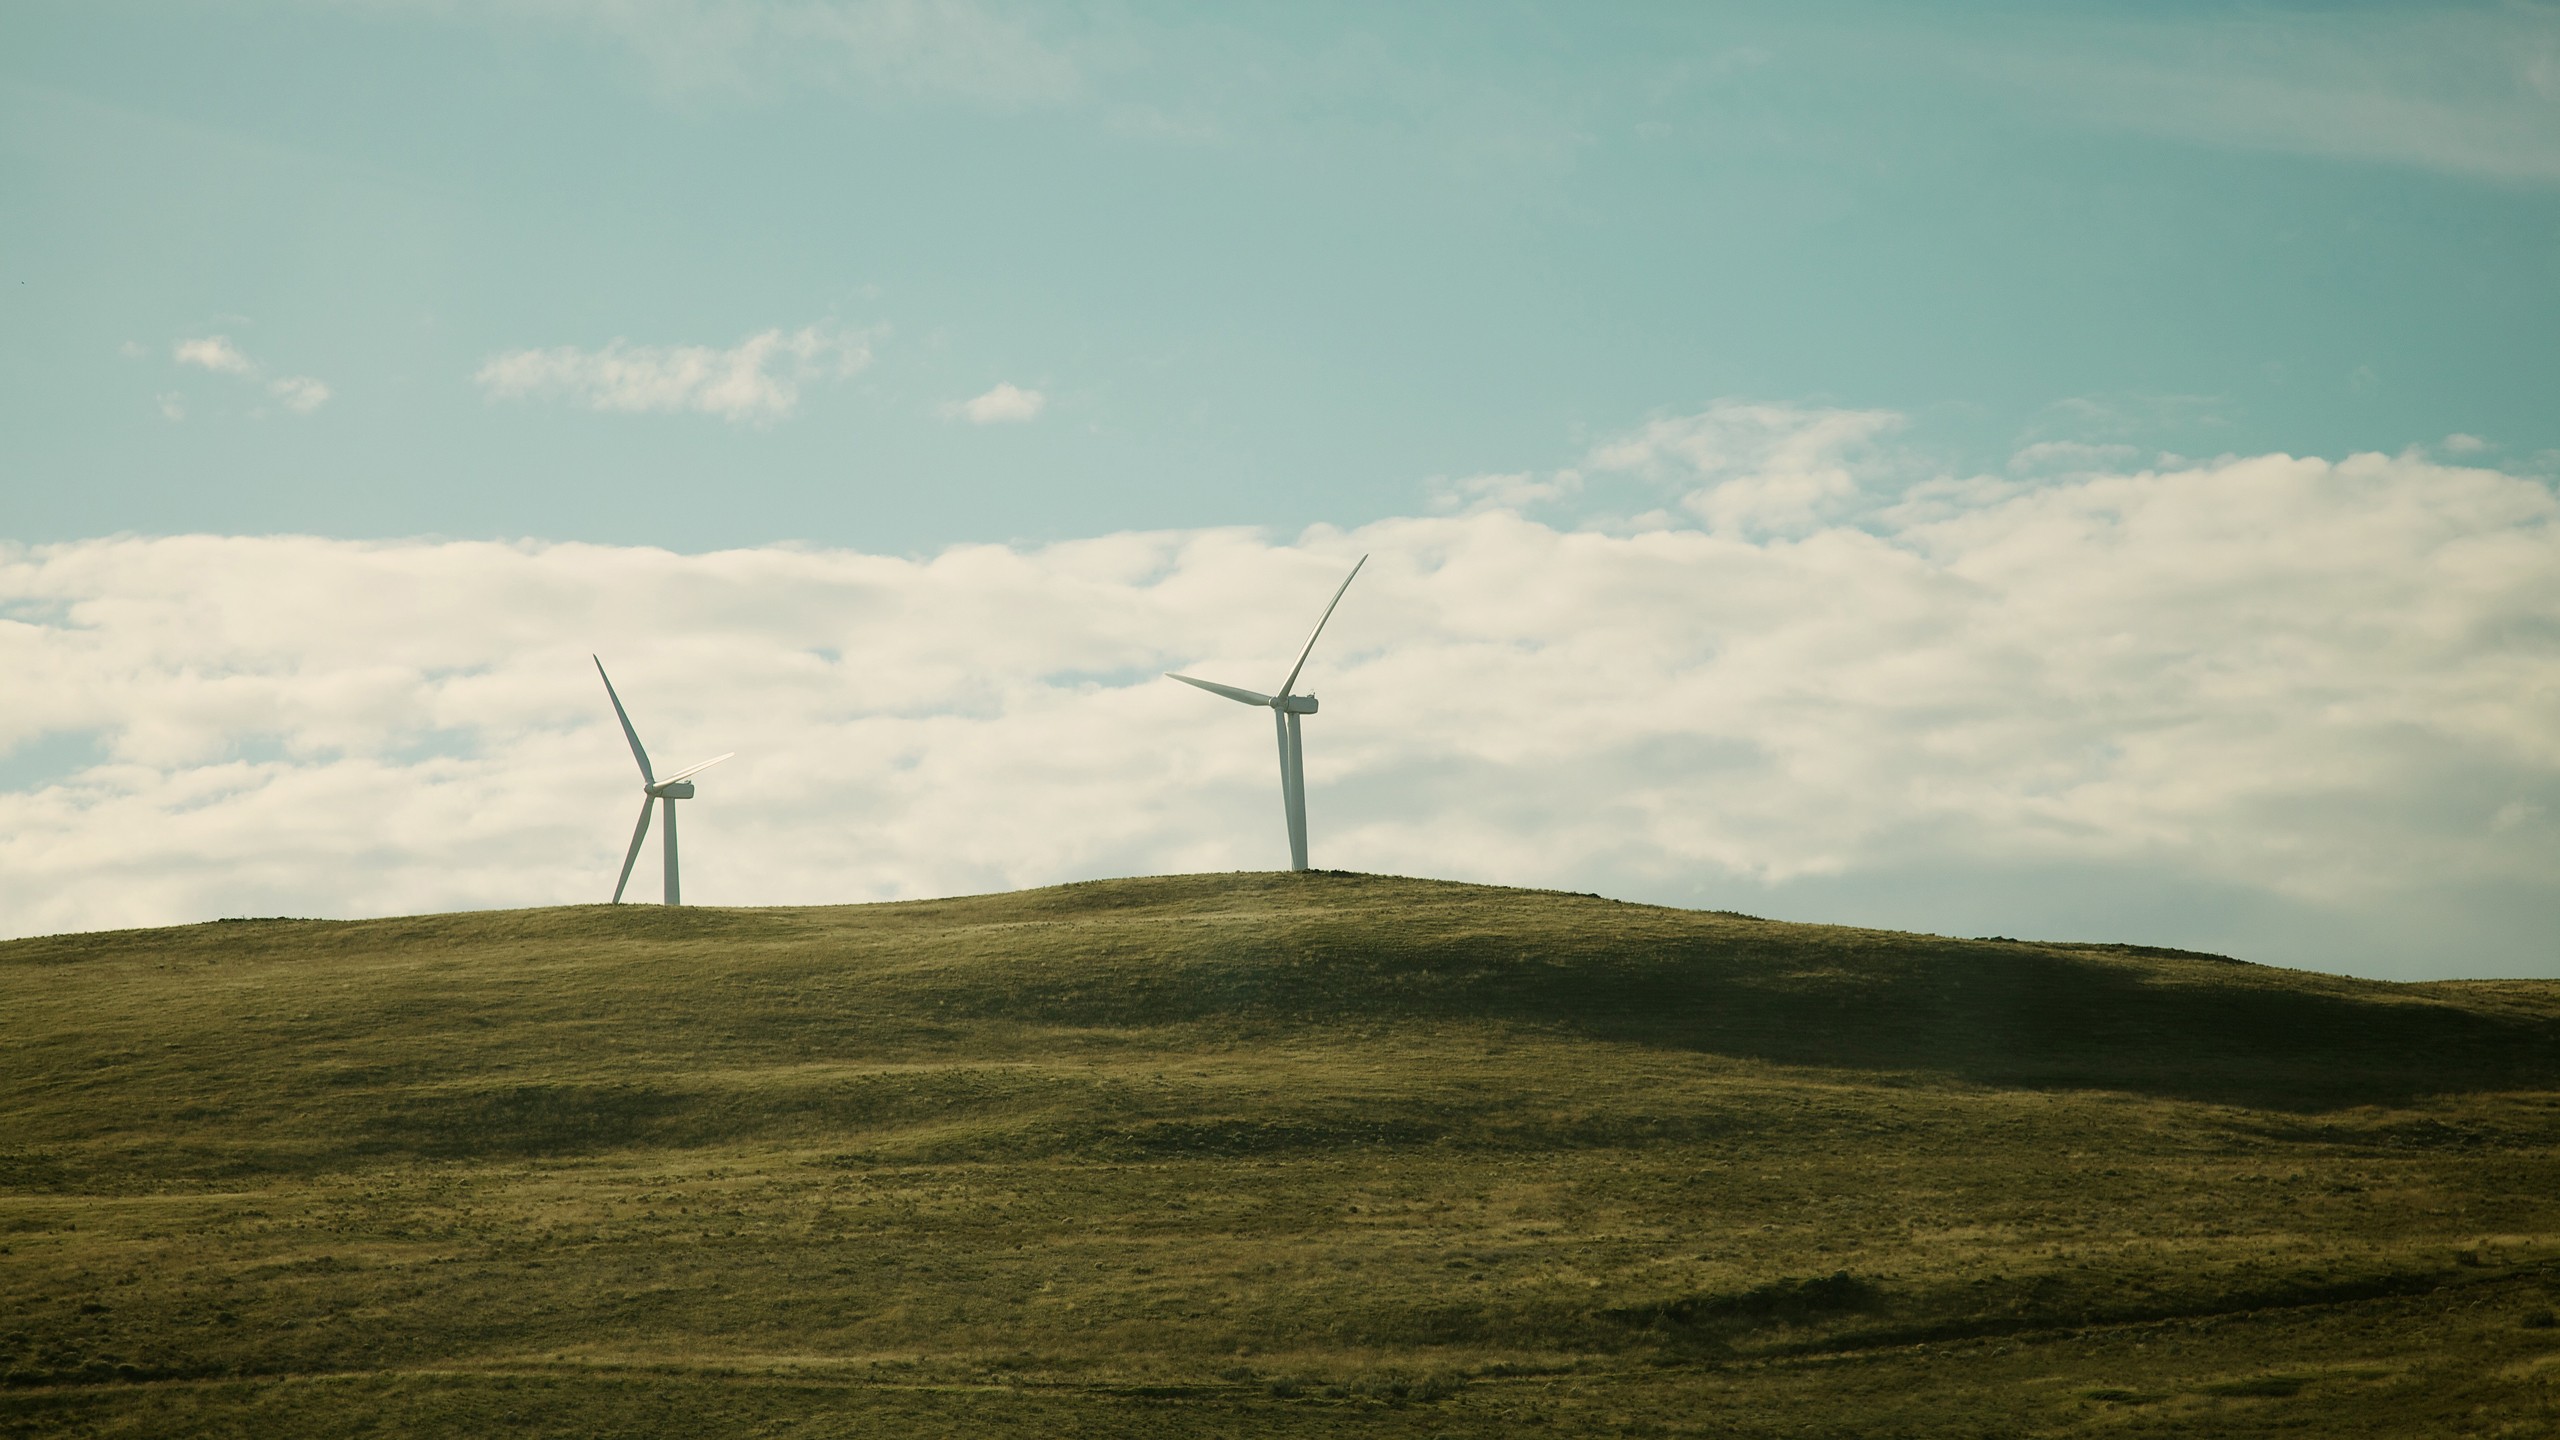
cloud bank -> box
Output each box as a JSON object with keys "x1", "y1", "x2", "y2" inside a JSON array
[
  {"x1": 472, "y1": 325, "x2": 870, "y2": 422},
  {"x1": 3, "y1": 414, "x2": 2555, "y2": 977}
]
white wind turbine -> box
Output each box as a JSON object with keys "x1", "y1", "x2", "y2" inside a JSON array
[
  {"x1": 1166, "y1": 554, "x2": 1367, "y2": 872},
  {"x1": 594, "y1": 656, "x2": 733, "y2": 906}
]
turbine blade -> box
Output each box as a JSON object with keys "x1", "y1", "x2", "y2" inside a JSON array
[
  {"x1": 658, "y1": 752, "x2": 735, "y2": 786},
  {"x1": 611, "y1": 795, "x2": 653, "y2": 903},
  {"x1": 594, "y1": 656, "x2": 655, "y2": 784},
  {"x1": 1276, "y1": 554, "x2": 1367, "y2": 698},
  {"x1": 1167, "y1": 672, "x2": 1274, "y2": 707}
]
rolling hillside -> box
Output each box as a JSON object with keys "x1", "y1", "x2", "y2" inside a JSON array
[{"x1": 3, "y1": 873, "x2": 2557, "y2": 1437}]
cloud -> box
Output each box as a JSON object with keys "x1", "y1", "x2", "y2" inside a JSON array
[
  {"x1": 169, "y1": 334, "x2": 331, "y2": 413},
  {"x1": 173, "y1": 336, "x2": 256, "y2": 376},
  {"x1": 419, "y1": 0, "x2": 1084, "y2": 108},
  {"x1": 1586, "y1": 401, "x2": 1904, "y2": 536},
  {"x1": 1979, "y1": 5, "x2": 2560, "y2": 185},
  {"x1": 1429, "y1": 471, "x2": 1583, "y2": 515},
  {"x1": 2008, "y1": 441, "x2": 2142, "y2": 476},
  {"x1": 5, "y1": 417, "x2": 2557, "y2": 978},
  {"x1": 2025, "y1": 392, "x2": 2231, "y2": 444},
  {"x1": 944, "y1": 381, "x2": 1046, "y2": 424},
  {"x1": 473, "y1": 325, "x2": 870, "y2": 422},
  {"x1": 268, "y1": 377, "x2": 331, "y2": 414}
]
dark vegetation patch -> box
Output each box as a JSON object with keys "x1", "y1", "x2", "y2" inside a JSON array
[
  {"x1": 1605, "y1": 1271, "x2": 1886, "y2": 1331},
  {"x1": 0, "y1": 1151, "x2": 74, "y2": 1193},
  {"x1": 2200, "y1": 1371, "x2": 2315, "y2": 1398},
  {"x1": 1808, "y1": 1265, "x2": 2492, "y2": 1354},
  {"x1": 367, "y1": 1083, "x2": 695, "y2": 1158}
]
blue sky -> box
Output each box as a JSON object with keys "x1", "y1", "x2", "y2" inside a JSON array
[
  {"x1": 3, "y1": 3, "x2": 2558, "y2": 977},
  {"x1": 6, "y1": 1, "x2": 2556, "y2": 550}
]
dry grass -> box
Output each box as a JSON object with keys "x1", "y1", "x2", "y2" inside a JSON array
[{"x1": 3, "y1": 872, "x2": 2557, "y2": 1436}]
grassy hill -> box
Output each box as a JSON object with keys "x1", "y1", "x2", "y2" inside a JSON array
[{"x1": 2, "y1": 872, "x2": 2556, "y2": 1437}]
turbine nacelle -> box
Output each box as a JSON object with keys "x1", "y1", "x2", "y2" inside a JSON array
[
  {"x1": 646, "y1": 780, "x2": 696, "y2": 800},
  {"x1": 1162, "y1": 677, "x2": 1320, "y2": 714}
]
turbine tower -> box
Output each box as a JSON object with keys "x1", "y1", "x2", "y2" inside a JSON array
[
  {"x1": 1166, "y1": 554, "x2": 1367, "y2": 872},
  {"x1": 595, "y1": 656, "x2": 732, "y2": 905}
]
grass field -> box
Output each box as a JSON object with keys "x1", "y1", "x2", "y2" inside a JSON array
[{"x1": 3, "y1": 871, "x2": 2557, "y2": 1436}]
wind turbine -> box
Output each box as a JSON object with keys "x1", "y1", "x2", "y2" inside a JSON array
[
  {"x1": 1166, "y1": 554, "x2": 1367, "y2": 872},
  {"x1": 594, "y1": 656, "x2": 733, "y2": 905}
]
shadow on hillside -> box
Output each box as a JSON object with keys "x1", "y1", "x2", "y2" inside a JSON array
[
  {"x1": 941, "y1": 879, "x2": 2560, "y2": 1112},
  {"x1": 1475, "y1": 934, "x2": 2560, "y2": 1111}
]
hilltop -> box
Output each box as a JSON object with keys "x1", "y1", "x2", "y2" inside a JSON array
[{"x1": 3, "y1": 873, "x2": 2556, "y2": 1437}]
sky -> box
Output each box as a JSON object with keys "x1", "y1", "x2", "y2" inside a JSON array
[{"x1": 2, "y1": 1, "x2": 2556, "y2": 978}]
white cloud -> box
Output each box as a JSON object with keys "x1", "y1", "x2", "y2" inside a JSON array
[
  {"x1": 4, "y1": 419, "x2": 2556, "y2": 978},
  {"x1": 474, "y1": 325, "x2": 869, "y2": 422},
  {"x1": 1586, "y1": 401, "x2": 1903, "y2": 537},
  {"x1": 268, "y1": 376, "x2": 331, "y2": 413},
  {"x1": 419, "y1": 0, "x2": 1084, "y2": 107},
  {"x1": 2008, "y1": 440, "x2": 2141, "y2": 475},
  {"x1": 944, "y1": 381, "x2": 1046, "y2": 424},
  {"x1": 1981, "y1": 6, "x2": 2560, "y2": 184},
  {"x1": 169, "y1": 334, "x2": 331, "y2": 413},
  {"x1": 1429, "y1": 470, "x2": 1583, "y2": 515},
  {"x1": 2027, "y1": 392, "x2": 2231, "y2": 444},
  {"x1": 173, "y1": 336, "x2": 256, "y2": 376},
  {"x1": 155, "y1": 394, "x2": 185, "y2": 422}
]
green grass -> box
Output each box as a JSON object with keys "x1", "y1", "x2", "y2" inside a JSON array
[{"x1": 3, "y1": 871, "x2": 2557, "y2": 1436}]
